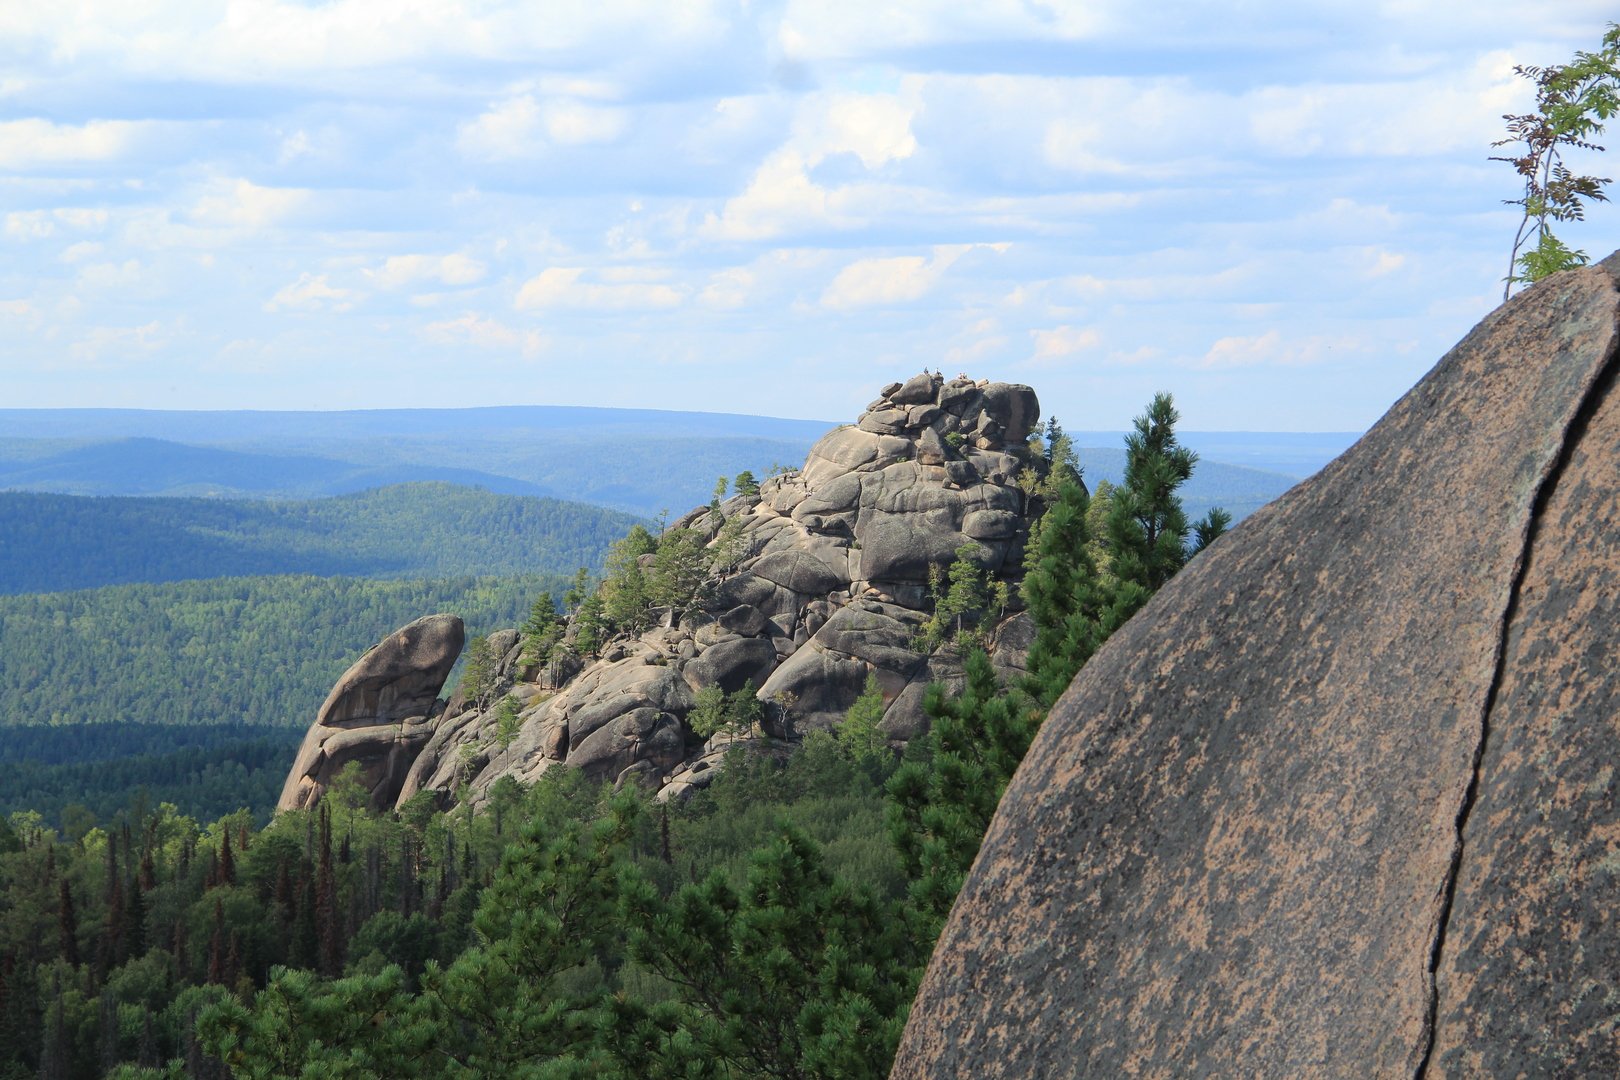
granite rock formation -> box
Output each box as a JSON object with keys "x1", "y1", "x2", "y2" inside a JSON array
[
  {"x1": 892, "y1": 261, "x2": 1620, "y2": 1077},
  {"x1": 277, "y1": 613, "x2": 464, "y2": 812},
  {"x1": 282, "y1": 374, "x2": 1050, "y2": 811}
]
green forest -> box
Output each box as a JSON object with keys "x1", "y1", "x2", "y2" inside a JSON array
[
  {"x1": 0, "y1": 394, "x2": 1224, "y2": 1079},
  {"x1": 0, "y1": 483, "x2": 640, "y2": 595},
  {"x1": 0, "y1": 726, "x2": 302, "y2": 834},
  {"x1": 0, "y1": 573, "x2": 555, "y2": 729}
]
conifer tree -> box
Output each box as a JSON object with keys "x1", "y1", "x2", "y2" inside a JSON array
[
  {"x1": 57, "y1": 880, "x2": 78, "y2": 968},
  {"x1": 316, "y1": 809, "x2": 341, "y2": 977},
  {"x1": 518, "y1": 593, "x2": 563, "y2": 666},
  {"x1": 217, "y1": 830, "x2": 235, "y2": 888},
  {"x1": 1021, "y1": 480, "x2": 1115, "y2": 708},
  {"x1": 1104, "y1": 392, "x2": 1229, "y2": 624},
  {"x1": 839, "y1": 673, "x2": 891, "y2": 768},
  {"x1": 886, "y1": 650, "x2": 1041, "y2": 931}
]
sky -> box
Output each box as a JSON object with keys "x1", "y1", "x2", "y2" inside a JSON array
[{"x1": 1, "y1": 2, "x2": 1616, "y2": 431}]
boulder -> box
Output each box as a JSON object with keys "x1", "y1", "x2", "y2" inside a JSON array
[
  {"x1": 892, "y1": 371, "x2": 940, "y2": 405},
  {"x1": 278, "y1": 614, "x2": 464, "y2": 812},
  {"x1": 684, "y1": 635, "x2": 778, "y2": 694},
  {"x1": 568, "y1": 706, "x2": 686, "y2": 783},
  {"x1": 895, "y1": 262, "x2": 1620, "y2": 1077},
  {"x1": 342, "y1": 374, "x2": 1047, "y2": 815},
  {"x1": 978, "y1": 382, "x2": 1039, "y2": 444},
  {"x1": 566, "y1": 661, "x2": 696, "y2": 750}
]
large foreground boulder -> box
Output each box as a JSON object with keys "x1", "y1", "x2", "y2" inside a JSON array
[
  {"x1": 894, "y1": 260, "x2": 1620, "y2": 1076},
  {"x1": 277, "y1": 614, "x2": 464, "y2": 812}
]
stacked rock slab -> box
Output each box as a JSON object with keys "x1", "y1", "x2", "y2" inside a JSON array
[
  {"x1": 278, "y1": 374, "x2": 1050, "y2": 813},
  {"x1": 277, "y1": 613, "x2": 464, "y2": 812},
  {"x1": 892, "y1": 261, "x2": 1620, "y2": 1076},
  {"x1": 435, "y1": 372, "x2": 1043, "y2": 807}
]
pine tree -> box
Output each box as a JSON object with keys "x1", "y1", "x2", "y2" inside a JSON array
[
  {"x1": 601, "y1": 524, "x2": 658, "y2": 632},
  {"x1": 57, "y1": 880, "x2": 79, "y2": 968},
  {"x1": 1021, "y1": 480, "x2": 1115, "y2": 707},
  {"x1": 217, "y1": 829, "x2": 235, "y2": 887},
  {"x1": 838, "y1": 672, "x2": 891, "y2": 768},
  {"x1": 1104, "y1": 392, "x2": 1229, "y2": 624},
  {"x1": 316, "y1": 808, "x2": 341, "y2": 977},
  {"x1": 886, "y1": 649, "x2": 1041, "y2": 931},
  {"x1": 519, "y1": 593, "x2": 563, "y2": 666}
]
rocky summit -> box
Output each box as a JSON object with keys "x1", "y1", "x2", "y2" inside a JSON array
[
  {"x1": 280, "y1": 372, "x2": 1049, "y2": 812},
  {"x1": 278, "y1": 613, "x2": 465, "y2": 812},
  {"x1": 892, "y1": 259, "x2": 1620, "y2": 1077}
]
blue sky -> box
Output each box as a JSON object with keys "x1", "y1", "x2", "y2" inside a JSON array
[{"x1": 1, "y1": 1, "x2": 1615, "y2": 430}]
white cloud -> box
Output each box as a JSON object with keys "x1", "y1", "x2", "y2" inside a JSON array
[
  {"x1": 60, "y1": 241, "x2": 105, "y2": 263},
  {"x1": 4, "y1": 207, "x2": 109, "y2": 240},
  {"x1": 1197, "y1": 329, "x2": 1360, "y2": 369},
  {"x1": 0, "y1": 299, "x2": 35, "y2": 319},
  {"x1": 1246, "y1": 51, "x2": 1524, "y2": 158},
  {"x1": 76, "y1": 259, "x2": 143, "y2": 289},
  {"x1": 191, "y1": 178, "x2": 310, "y2": 230},
  {"x1": 0, "y1": 119, "x2": 149, "y2": 169},
  {"x1": 821, "y1": 243, "x2": 1001, "y2": 309},
  {"x1": 423, "y1": 312, "x2": 545, "y2": 357},
  {"x1": 1365, "y1": 248, "x2": 1407, "y2": 277},
  {"x1": 776, "y1": 1, "x2": 1106, "y2": 61},
  {"x1": 698, "y1": 267, "x2": 756, "y2": 309},
  {"x1": 458, "y1": 94, "x2": 629, "y2": 160},
  {"x1": 266, "y1": 273, "x2": 356, "y2": 312},
  {"x1": 369, "y1": 253, "x2": 487, "y2": 289},
  {"x1": 68, "y1": 321, "x2": 166, "y2": 365},
  {"x1": 514, "y1": 267, "x2": 683, "y2": 311},
  {"x1": 1029, "y1": 325, "x2": 1102, "y2": 364},
  {"x1": 703, "y1": 91, "x2": 920, "y2": 240}
]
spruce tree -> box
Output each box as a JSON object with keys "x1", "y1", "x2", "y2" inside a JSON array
[
  {"x1": 57, "y1": 880, "x2": 78, "y2": 968},
  {"x1": 1103, "y1": 392, "x2": 1229, "y2": 623},
  {"x1": 1020, "y1": 479, "x2": 1115, "y2": 708},
  {"x1": 886, "y1": 650, "x2": 1041, "y2": 931}
]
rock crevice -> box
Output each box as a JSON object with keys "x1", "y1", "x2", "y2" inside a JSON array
[
  {"x1": 280, "y1": 374, "x2": 1052, "y2": 813},
  {"x1": 1415, "y1": 310, "x2": 1620, "y2": 1078},
  {"x1": 893, "y1": 263, "x2": 1620, "y2": 1078}
]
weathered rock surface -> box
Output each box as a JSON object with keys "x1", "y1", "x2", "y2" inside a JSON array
[
  {"x1": 277, "y1": 613, "x2": 464, "y2": 812},
  {"x1": 893, "y1": 262, "x2": 1620, "y2": 1077},
  {"x1": 280, "y1": 375, "x2": 1050, "y2": 813}
]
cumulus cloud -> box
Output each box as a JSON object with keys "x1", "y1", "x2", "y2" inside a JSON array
[
  {"x1": 0, "y1": 119, "x2": 150, "y2": 169},
  {"x1": 191, "y1": 178, "x2": 310, "y2": 230},
  {"x1": 68, "y1": 321, "x2": 166, "y2": 365},
  {"x1": 369, "y1": 253, "x2": 487, "y2": 289},
  {"x1": 76, "y1": 259, "x2": 144, "y2": 289},
  {"x1": 5, "y1": 207, "x2": 109, "y2": 240},
  {"x1": 703, "y1": 91, "x2": 920, "y2": 240},
  {"x1": 423, "y1": 312, "x2": 545, "y2": 357},
  {"x1": 821, "y1": 243, "x2": 1005, "y2": 309},
  {"x1": 514, "y1": 267, "x2": 683, "y2": 311},
  {"x1": 698, "y1": 267, "x2": 756, "y2": 309},
  {"x1": 265, "y1": 273, "x2": 356, "y2": 312},
  {"x1": 1029, "y1": 325, "x2": 1102, "y2": 364},
  {"x1": 458, "y1": 94, "x2": 629, "y2": 160},
  {"x1": 1197, "y1": 329, "x2": 1360, "y2": 369}
]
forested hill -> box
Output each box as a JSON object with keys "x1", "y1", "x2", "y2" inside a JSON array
[
  {"x1": 0, "y1": 483, "x2": 640, "y2": 595},
  {"x1": 0, "y1": 572, "x2": 547, "y2": 729}
]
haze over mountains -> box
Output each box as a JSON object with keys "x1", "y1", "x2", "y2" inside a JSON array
[{"x1": 0, "y1": 405, "x2": 1354, "y2": 520}]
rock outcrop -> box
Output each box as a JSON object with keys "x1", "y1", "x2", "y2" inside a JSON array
[
  {"x1": 893, "y1": 261, "x2": 1620, "y2": 1076},
  {"x1": 277, "y1": 613, "x2": 464, "y2": 812},
  {"x1": 282, "y1": 374, "x2": 1050, "y2": 811}
]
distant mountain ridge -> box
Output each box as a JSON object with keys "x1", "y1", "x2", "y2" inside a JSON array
[
  {"x1": 0, "y1": 437, "x2": 558, "y2": 499},
  {"x1": 0, "y1": 483, "x2": 640, "y2": 595},
  {"x1": 0, "y1": 406, "x2": 1354, "y2": 517}
]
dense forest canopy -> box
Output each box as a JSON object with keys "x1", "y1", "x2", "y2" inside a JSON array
[
  {"x1": 0, "y1": 573, "x2": 554, "y2": 729},
  {"x1": 0, "y1": 483, "x2": 640, "y2": 595}
]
